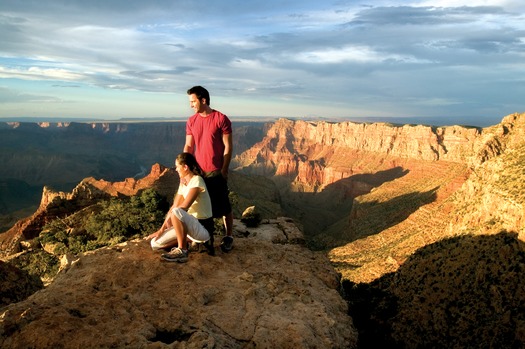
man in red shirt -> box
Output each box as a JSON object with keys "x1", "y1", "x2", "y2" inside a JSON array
[{"x1": 184, "y1": 86, "x2": 234, "y2": 252}]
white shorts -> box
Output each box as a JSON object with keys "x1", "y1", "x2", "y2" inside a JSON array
[{"x1": 150, "y1": 208, "x2": 211, "y2": 250}]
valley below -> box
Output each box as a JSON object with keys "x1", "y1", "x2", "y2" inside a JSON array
[{"x1": 1, "y1": 113, "x2": 525, "y2": 348}]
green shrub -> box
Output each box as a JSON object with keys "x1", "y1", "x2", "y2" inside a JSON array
[
  {"x1": 85, "y1": 188, "x2": 168, "y2": 244},
  {"x1": 40, "y1": 188, "x2": 168, "y2": 255},
  {"x1": 9, "y1": 250, "x2": 60, "y2": 281}
]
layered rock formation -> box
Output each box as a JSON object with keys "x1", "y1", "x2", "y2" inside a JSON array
[
  {"x1": 447, "y1": 113, "x2": 525, "y2": 237},
  {"x1": 2, "y1": 113, "x2": 525, "y2": 348},
  {"x1": 232, "y1": 117, "x2": 487, "y2": 242},
  {"x1": 0, "y1": 121, "x2": 265, "y2": 188},
  {"x1": 0, "y1": 121, "x2": 266, "y2": 226},
  {"x1": 0, "y1": 219, "x2": 357, "y2": 349},
  {"x1": 328, "y1": 113, "x2": 525, "y2": 283},
  {"x1": 0, "y1": 164, "x2": 178, "y2": 258},
  {"x1": 233, "y1": 118, "x2": 482, "y2": 186}
]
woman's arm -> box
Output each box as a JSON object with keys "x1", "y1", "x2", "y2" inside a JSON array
[
  {"x1": 173, "y1": 193, "x2": 184, "y2": 207},
  {"x1": 175, "y1": 187, "x2": 200, "y2": 211}
]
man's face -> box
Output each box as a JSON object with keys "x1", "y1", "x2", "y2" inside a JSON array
[{"x1": 188, "y1": 94, "x2": 205, "y2": 113}]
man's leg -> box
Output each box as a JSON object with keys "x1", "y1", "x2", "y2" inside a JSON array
[
  {"x1": 224, "y1": 211, "x2": 233, "y2": 236},
  {"x1": 220, "y1": 211, "x2": 234, "y2": 252},
  {"x1": 205, "y1": 174, "x2": 234, "y2": 252}
]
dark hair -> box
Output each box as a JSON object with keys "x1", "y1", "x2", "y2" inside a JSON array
[
  {"x1": 176, "y1": 152, "x2": 203, "y2": 177},
  {"x1": 187, "y1": 85, "x2": 211, "y2": 106}
]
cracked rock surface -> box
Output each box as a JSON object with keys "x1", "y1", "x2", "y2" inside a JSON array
[{"x1": 0, "y1": 219, "x2": 357, "y2": 349}]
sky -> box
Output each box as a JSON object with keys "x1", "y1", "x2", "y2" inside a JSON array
[{"x1": 0, "y1": 0, "x2": 524, "y2": 126}]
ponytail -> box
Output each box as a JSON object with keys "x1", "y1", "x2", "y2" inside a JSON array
[{"x1": 176, "y1": 152, "x2": 203, "y2": 177}]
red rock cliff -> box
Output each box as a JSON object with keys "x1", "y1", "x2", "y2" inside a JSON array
[{"x1": 233, "y1": 118, "x2": 482, "y2": 191}]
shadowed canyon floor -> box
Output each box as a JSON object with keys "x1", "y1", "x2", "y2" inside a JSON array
[{"x1": 2, "y1": 113, "x2": 525, "y2": 348}]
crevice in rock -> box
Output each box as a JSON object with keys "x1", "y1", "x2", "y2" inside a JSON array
[{"x1": 148, "y1": 329, "x2": 193, "y2": 344}]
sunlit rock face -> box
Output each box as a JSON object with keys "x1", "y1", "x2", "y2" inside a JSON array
[{"x1": 0, "y1": 219, "x2": 358, "y2": 349}]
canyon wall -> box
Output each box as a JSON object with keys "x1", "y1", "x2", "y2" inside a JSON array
[
  {"x1": 233, "y1": 118, "x2": 482, "y2": 192},
  {"x1": 0, "y1": 121, "x2": 265, "y2": 188},
  {"x1": 232, "y1": 117, "x2": 494, "y2": 240},
  {"x1": 2, "y1": 113, "x2": 525, "y2": 348},
  {"x1": 327, "y1": 112, "x2": 525, "y2": 284},
  {"x1": 0, "y1": 121, "x2": 265, "y2": 230}
]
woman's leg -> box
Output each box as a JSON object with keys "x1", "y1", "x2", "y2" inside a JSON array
[
  {"x1": 171, "y1": 208, "x2": 210, "y2": 243},
  {"x1": 150, "y1": 210, "x2": 185, "y2": 250},
  {"x1": 150, "y1": 226, "x2": 178, "y2": 250},
  {"x1": 168, "y1": 210, "x2": 188, "y2": 250}
]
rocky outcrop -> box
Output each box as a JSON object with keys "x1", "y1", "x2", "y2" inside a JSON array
[
  {"x1": 233, "y1": 118, "x2": 482, "y2": 189},
  {"x1": 0, "y1": 164, "x2": 178, "y2": 258},
  {"x1": 0, "y1": 261, "x2": 43, "y2": 308},
  {"x1": 344, "y1": 232, "x2": 525, "y2": 348},
  {"x1": 327, "y1": 113, "x2": 525, "y2": 282},
  {"x1": 446, "y1": 113, "x2": 525, "y2": 239},
  {"x1": 0, "y1": 219, "x2": 357, "y2": 349}
]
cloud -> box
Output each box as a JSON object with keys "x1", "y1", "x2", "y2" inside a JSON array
[
  {"x1": 348, "y1": 5, "x2": 509, "y2": 26},
  {"x1": 0, "y1": 0, "x2": 524, "y2": 122},
  {"x1": 0, "y1": 86, "x2": 63, "y2": 103},
  {"x1": 0, "y1": 66, "x2": 85, "y2": 81}
]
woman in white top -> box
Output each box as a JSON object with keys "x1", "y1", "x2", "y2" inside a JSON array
[{"x1": 147, "y1": 152, "x2": 212, "y2": 262}]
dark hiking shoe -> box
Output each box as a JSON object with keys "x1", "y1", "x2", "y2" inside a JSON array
[
  {"x1": 188, "y1": 241, "x2": 200, "y2": 253},
  {"x1": 161, "y1": 247, "x2": 188, "y2": 263},
  {"x1": 220, "y1": 236, "x2": 233, "y2": 253},
  {"x1": 204, "y1": 240, "x2": 215, "y2": 256}
]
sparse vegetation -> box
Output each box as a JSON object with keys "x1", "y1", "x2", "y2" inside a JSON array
[
  {"x1": 345, "y1": 232, "x2": 525, "y2": 348},
  {"x1": 494, "y1": 143, "x2": 525, "y2": 202},
  {"x1": 8, "y1": 250, "x2": 59, "y2": 283},
  {"x1": 84, "y1": 188, "x2": 168, "y2": 244},
  {"x1": 9, "y1": 188, "x2": 169, "y2": 282}
]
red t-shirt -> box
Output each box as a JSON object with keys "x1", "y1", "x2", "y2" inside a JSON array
[{"x1": 186, "y1": 110, "x2": 232, "y2": 173}]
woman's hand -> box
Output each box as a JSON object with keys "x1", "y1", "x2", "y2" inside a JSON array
[{"x1": 146, "y1": 230, "x2": 160, "y2": 241}]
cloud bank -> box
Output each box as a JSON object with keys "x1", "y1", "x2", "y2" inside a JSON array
[{"x1": 0, "y1": 0, "x2": 524, "y2": 125}]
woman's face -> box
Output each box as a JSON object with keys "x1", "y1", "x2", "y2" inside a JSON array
[{"x1": 175, "y1": 160, "x2": 189, "y2": 177}]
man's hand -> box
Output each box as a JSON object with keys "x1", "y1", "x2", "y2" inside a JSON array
[{"x1": 221, "y1": 168, "x2": 229, "y2": 180}]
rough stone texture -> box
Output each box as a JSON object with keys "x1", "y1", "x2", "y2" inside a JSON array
[
  {"x1": 344, "y1": 232, "x2": 525, "y2": 348},
  {"x1": 448, "y1": 113, "x2": 525, "y2": 239},
  {"x1": 0, "y1": 164, "x2": 178, "y2": 258},
  {"x1": 0, "y1": 261, "x2": 43, "y2": 308},
  {"x1": 233, "y1": 118, "x2": 482, "y2": 187},
  {"x1": 330, "y1": 113, "x2": 525, "y2": 284},
  {"x1": 0, "y1": 220, "x2": 357, "y2": 349},
  {"x1": 233, "y1": 218, "x2": 304, "y2": 245}
]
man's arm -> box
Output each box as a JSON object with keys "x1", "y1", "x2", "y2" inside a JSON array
[
  {"x1": 221, "y1": 133, "x2": 233, "y2": 178},
  {"x1": 184, "y1": 134, "x2": 195, "y2": 154}
]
